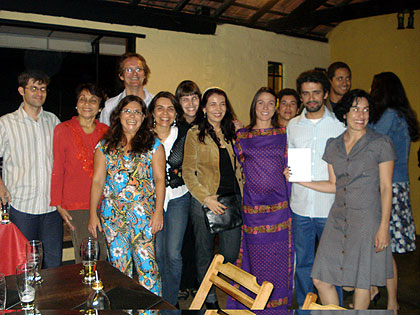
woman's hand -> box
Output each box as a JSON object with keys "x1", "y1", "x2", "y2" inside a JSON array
[
  {"x1": 88, "y1": 213, "x2": 102, "y2": 239},
  {"x1": 283, "y1": 166, "x2": 291, "y2": 181},
  {"x1": 150, "y1": 211, "x2": 163, "y2": 235},
  {"x1": 204, "y1": 195, "x2": 226, "y2": 215},
  {"x1": 375, "y1": 224, "x2": 390, "y2": 252},
  {"x1": 233, "y1": 119, "x2": 244, "y2": 131},
  {"x1": 57, "y1": 206, "x2": 74, "y2": 231}
]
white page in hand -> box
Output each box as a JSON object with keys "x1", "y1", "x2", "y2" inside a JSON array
[{"x1": 287, "y1": 148, "x2": 312, "y2": 182}]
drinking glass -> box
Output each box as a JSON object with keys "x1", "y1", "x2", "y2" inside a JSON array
[
  {"x1": 16, "y1": 264, "x2": 36, "y2": 310},
  {"x1": 80, "y1": 237, "x2": 99, "y2": 284},
  {"x1": 26, "y1": 240, "x2": 43, "y2": 284},
  {"x1": 0, "y1": 273, "x2": 6, "y2": 310}
]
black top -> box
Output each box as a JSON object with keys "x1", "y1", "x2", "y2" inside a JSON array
[
  {"x1": 166, "y1": 121, "x2": 191, "y2": 189},
  {"x1": 217, "y1": 146, "x2": 238, "y2": 195}
]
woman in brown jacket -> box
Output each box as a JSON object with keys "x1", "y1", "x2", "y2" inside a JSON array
[{"x1": 182, "y1": 87, "x2": 242, "y2": 310}]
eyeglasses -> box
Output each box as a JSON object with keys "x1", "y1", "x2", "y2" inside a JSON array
[
  {"x1": 26, "y1": 86, "x2": 48, "y2": 93},
  {"x1": 350, "y1": 106, "x2": 369, "y2": 113},
  {"x1": 78, "y1": 96, "x2": 100, "y2": 105},
  {"x1": 121, "y1": 109, "x2": 143, "y2": 116},
  {"x1": 123, "y1": 67, "x2": 144, "y2": 74}
]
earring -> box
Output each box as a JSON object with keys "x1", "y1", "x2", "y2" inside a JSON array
[
  {"x1": 75, "y1": 106, "x2": 78, "y2": 110},
  {"x1": 173, "y1": 118, "x2": 177, "y2": 126},
  {"x1": 153, "y1": 119, "x2": 156, "y2": 128},
  {"x1": 204, "y1": 112, "x2": 207, "y2": 119}
]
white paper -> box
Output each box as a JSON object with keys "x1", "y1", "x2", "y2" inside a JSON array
[{"x1": 288, "y1": 148, "x2": 312, "y2": 182}]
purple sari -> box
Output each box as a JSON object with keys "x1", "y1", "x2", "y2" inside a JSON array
[{"x1": 227, "y1": 127, "x2": 294, "y2": 310}]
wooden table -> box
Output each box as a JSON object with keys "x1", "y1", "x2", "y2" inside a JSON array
[{"x1": 6, "y1": 261, "x2": 175, "y2": 310}]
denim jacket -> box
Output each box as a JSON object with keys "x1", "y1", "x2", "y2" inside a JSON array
[{"x1": 369, "y1": 109, "x2": 409, "y2": 182}]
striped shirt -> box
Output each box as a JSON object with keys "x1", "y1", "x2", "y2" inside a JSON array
[
  {"x1": 287, "y1": 106, "x2": 345, "y2": 218},
  {"x1": 0, "y1": 105, "x2": 60, "y2": 214}
]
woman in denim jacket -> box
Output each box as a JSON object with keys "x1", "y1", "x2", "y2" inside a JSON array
[{"x1": 370, "y1": 72, "x2": 420, "y2": 310}]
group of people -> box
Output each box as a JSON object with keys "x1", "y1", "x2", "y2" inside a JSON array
[{"x1": 0, "y1": 52, "x2": 418, "y2": 312}]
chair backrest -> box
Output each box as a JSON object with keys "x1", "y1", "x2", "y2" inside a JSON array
[
  {"x1": 205, "y1": 310, "x2": 256, "y2": 315},
  {"x1": 190, "y1": 254, "x2": 274, "y2": 310},
  {"x1": 302, "y1": 292, "x2": 347, "y2": 310}
]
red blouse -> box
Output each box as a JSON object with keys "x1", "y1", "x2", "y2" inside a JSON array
[{"x1": 50, "y1": 117, "x2": 108, "y2": 210}]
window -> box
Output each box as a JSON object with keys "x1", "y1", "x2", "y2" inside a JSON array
[{"x1": 268, "y1": 62, "x2": 283, "y2": 93}]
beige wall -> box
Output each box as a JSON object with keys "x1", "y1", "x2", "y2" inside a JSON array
[
  {"x1": 0, "y1": 10, "x2": 329, "y2": 123},
  {"x1": 329, "y1": 11, "x2": 420, "y2": 231}
]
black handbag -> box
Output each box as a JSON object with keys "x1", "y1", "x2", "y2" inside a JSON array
[
  {"x1": 203, "y1": 193, "x2": 243, "y2": 234},
  {"x1": 202, "y1": 145, "x2": 243, "y2": 234}
]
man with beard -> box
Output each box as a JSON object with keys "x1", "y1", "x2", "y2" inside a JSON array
[
  {"x1": 287, "y1": 70, "x2": 345, "y2": 307},
  {"x1": 327, "y1": 62, "x2": 351, "y2": 111}
]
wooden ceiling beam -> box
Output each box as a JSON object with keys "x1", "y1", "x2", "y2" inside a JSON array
[
  {"x1": 0, "y1": 0, "x2": 217, "y2": 35},
  {"x1": 248, "y1": 0, "x2": 281, "y2": 25},
  {"x1": 269, "y1": 0, "x2": 420, "y2": 32},
  {"x1": 213, "y1": 0, "x2": 236, "y2": 18},
  {"x1": 173, "y1": 0, "x2": 190, "y2": 12}
]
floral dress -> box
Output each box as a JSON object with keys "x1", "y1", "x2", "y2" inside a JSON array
[{"x1": 98, "y1": 139, "x2": 162, "y2": 295}]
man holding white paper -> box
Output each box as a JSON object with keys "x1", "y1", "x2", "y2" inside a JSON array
[{"x1": 287, "y1": 70, "x2": 345, "y2": 307}]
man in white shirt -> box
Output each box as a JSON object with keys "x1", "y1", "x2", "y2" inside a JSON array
[
  {"x1": 100, "y1": 52, "x2": 154, "y2": 125},
  {"x1": 0, "y1": 70, "x2": 62, "y2": 268},
  {"x1": 287, "y1": 70, "x2": 345, "y2": 307}
]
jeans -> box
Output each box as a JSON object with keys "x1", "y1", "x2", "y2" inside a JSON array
[
  {"x1": 292, "y1": 212, "x2": 343, "y2": 307},
  {"x1": 190, "y1": 197, "x2": 241, "y2": 303},
  {"x1": 155, "y1": 192, "x2": 190, "y2": 306},
  {"x1": 10, "y1": 206, "x2": 63, "y2": 268}
]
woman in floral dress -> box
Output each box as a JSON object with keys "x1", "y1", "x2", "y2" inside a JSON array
[{"x1": 89, "y1": 95, "x2": 165, "y2": 295}]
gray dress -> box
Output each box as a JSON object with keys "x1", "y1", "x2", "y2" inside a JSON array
[{"x1": 311, "y1": 128, "x2": 396, "y2": 289}]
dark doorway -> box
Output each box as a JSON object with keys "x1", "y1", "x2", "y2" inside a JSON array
[{"x1": 0, "y1": 48, "x2": 120, "y2": 121}]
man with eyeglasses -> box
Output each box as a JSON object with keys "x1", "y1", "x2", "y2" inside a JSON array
[
  {"x1": 0, "y1": 70, "x2": 62, "y2": 268},
  {"x1": 100, "y1": 52, "x2": 154, "y2": 126}
]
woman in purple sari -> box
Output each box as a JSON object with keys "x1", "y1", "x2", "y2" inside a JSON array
[{"x1": 227, "y1": 87, "x2": 294, "y2": 310}]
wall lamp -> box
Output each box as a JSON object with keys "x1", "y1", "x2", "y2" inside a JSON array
[{"x1": 397, "y1": 10, "x2": 415, "y2": 30}]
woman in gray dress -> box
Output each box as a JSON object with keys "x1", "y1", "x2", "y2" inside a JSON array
[{"x1": 287, "y1": 89, "x2": 395, "y2": 309}]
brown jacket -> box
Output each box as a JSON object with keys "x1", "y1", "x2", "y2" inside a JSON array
[{"x1": 182, "y1": 125, "x2": 242, "y2": 204}]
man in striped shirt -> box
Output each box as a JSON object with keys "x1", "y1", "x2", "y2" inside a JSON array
[{"x1": 0, "y1": 70, "x2": 62, "y2": 268}]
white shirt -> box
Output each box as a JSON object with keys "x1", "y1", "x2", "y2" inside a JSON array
[
  {"x1": 287, "y1": 106, "x2": 345, "y2": 218},
  {"x1": 99, "y1": 88, "x2": 154, "y2": 126},
  {"x1": 162, "y1": 126, "x2": 188, "y2": 211},
  {"x1": 0, "y1": 105, "x2": 60, "y2": 214}
]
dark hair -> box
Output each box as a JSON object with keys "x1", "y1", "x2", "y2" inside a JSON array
[
  {"x1": 18, "y1": 70, "x2": 50, "y2": 88},
  {"x1": 103, "y1": 95, "x2": 155, "y2": 154},
  {"x1": 335, "y1": 89, "x2": 374, "y2": 124},
  {"x1": 277, "y1": 88, "x2": 300, "y2": 108},
  {"x1": 175, "y1": 80, "x2": 202, "y2": 100},
  {"x1": 75, "y1": 83, "x2": 104, "y2": 106},
  {"x1": 327, "y1": 62, "x2": 351, "y2": 80},
  {"x1": 197, "y1": 88, "x2": 236, "y2": 146},
  {"x1": 118, "y1": 52, "x2": 151, "y2": 85},
  {"x1": 370, "y1": 72, "x2": 419, "y2": 141},
  {"x1": 247, "y1": 87, "x2": 279, "y2": 130},
  {"x1": 148, "y1": 91, "x2": 184, "y2": 125},
  {"x1": 296, "y1": 70, "x2": 330, "y2": 95}
]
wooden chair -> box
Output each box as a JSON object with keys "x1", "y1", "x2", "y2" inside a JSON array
[
  {"x1": 190, "y1": 254, "x2": 274, "y2": 311},
  {"x1": 205, "y1": 310, "x2": 255, "y2": 315},
  {"x1": 302, "y1": 292, "x2": 347, "y2": 310}
]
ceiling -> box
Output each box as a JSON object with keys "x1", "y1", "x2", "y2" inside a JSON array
[{"x1": 1, "y1": 0, "x2": 420, "y2": 42}]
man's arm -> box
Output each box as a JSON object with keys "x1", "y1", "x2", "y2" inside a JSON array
[{"x1": 0, "y1": 177, "x2": 11, "y2": 205}]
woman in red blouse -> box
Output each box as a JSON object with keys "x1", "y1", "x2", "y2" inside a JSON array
[{"x1": 50, "y1": 83, "x2": 108, "y2": 263}]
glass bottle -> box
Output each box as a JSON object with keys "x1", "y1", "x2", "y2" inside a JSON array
[{"x1": 86, "y1": 278, "x2": 111, "y2": 310}]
